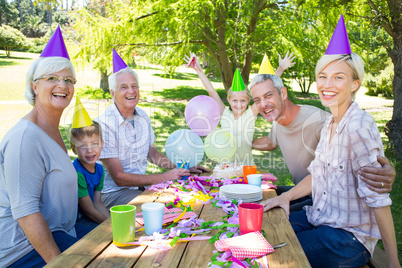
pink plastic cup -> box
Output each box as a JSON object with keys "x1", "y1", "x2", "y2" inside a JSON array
[{"x1": 238, "y1": 203, "x2": 264, "y2": 235}]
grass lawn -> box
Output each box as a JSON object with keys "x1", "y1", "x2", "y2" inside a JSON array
[{"x1": 1, "y1": 51, "x2": 401, "y2": 262}]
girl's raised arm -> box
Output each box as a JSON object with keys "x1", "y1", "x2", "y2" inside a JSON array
[{"x1": 184, "y1": 53, "x2": 226, "y2": 115}]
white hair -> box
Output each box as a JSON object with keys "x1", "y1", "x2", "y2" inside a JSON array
[
  {"x1": 25, "y1": 57, "x2": 76, "y2": 106},
  {"x1": 108, "y1": 67, "x2": 139, "y2": 97},
  {"x1": 249, "y1": 74, "x2": 284, "y2": 95},
  {"x1": 315, "y1": 53, "x2": 365, "y2": 98}
]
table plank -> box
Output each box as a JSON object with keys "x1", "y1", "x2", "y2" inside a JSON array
[
  {"x1": 87, "y1": 190, "x2": 163, "y2": 267},
  {"x1": 133, "y1": 187, "x2": 207, "y2": 268},
  {"x1": 45, "y1": 189, "x2": 160, "y2": 268},
  {"x1": 260, "y1": 189, "x2": 311, "y2": 268},
  {"x1": 46, "y1": 177, "x2": 311, "y2": 268},
  {"x1": 178, "y1": 191, "x2": 228, "y2": 268}
]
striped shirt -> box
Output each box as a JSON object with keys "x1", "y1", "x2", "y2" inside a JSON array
[
  {"x1": 306, "y1": 102, "x2": 392, "y2": 255},
  {"x1": 95, "y1": 103, "x2": 155, "y2": 193}
]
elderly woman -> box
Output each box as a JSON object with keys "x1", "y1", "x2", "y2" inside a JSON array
[
  {"x1": 0, "y1": 48, "x2": 93, "y2": 266},
  {"x1": 261, "y1": 52, "x2": 399, "y2": 267}
]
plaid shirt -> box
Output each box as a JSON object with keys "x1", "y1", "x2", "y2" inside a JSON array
[
  {"x1": 306, "y1": 102, "x2": 392, "y2": 254},
  {"x1": 95, "y1": 103, "x2": 155, "y2": 193}
]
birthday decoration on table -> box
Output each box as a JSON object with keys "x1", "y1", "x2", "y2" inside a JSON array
[
  {"x1": 205, "y1": 129, "x2": 237, "y2": 162},
  {"x1": 258, "y1": 54, "x2": 275, "y2": 75},
  {"x1": 325, "y1": 14, "x2": 352, "y2": 55},
  {"x1": 135, "y1": 207, "x2": 197, "y2": 226},
  {"x1": 165, "y1": 129, "x2": 204, "y2": 168},
  {"x1": 185, "y1": 95, "x2": 221, "y2": 137},
  {"x1": 40, "y1": 25, "x2": 70, "y2": 59},
  {"x1": 142, "y1": 175, "x2": 277, "y2": 267}
]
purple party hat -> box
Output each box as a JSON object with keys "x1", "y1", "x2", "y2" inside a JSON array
[
  {"x1": 325, "y1": 14, "x2": 352, "y2": 55},
  {"x1": 113, "y1": 49, "x2": 128, "y2": 73},
  {"x1": 40, "y1": 25, "x2": 70, "y2": 60}
]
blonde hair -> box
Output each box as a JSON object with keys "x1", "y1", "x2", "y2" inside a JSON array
[
  {"x1": 25, "y1": 57, "x2": 76, "y2": 106},
  {"x1": 315, "y1": 53, "x2": 365, "y2": 98},
  {"x1": 227, "y1": 87, "x2": 252, "y2": 102}
]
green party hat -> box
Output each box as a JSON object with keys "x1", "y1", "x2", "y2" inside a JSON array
[{"x1": 232, "y1": 68, "x2": 246, "y2": 92}]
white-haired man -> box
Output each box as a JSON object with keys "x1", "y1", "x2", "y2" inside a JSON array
[{"x1": 96, "y1": 66, "x2": 209, "y2": 208}]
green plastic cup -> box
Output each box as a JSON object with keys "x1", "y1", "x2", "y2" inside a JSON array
[{"x1": 110, "y1": 205, "x2": 136, "y2": 247}]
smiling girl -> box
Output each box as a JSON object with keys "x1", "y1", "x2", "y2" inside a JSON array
[{"x1": 185, "y1": 52, "x2": 294, "y2": 164}]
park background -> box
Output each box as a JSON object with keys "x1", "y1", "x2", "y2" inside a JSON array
[{"x1": 1, "y1": 0, "x2": 401, "y2": 263}]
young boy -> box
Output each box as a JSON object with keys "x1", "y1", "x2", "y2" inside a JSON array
[{"x1": 70, "y1": 121, "x2": 110, "y2": 226}]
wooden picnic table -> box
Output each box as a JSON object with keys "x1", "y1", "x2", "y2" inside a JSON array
[{"x1": 46, "y1": 174, "x2": 311, "y2": 268}]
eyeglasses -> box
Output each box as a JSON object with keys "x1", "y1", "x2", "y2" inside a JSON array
[{"x1": 34, "y1": 75, "x2": 77, "y2": 86}]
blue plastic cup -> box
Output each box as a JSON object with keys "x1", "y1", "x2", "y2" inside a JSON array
[
  {"x1": 141, "y1": 202, "x2": 165, "y2": 235},
  {"x1": 177, "y1": 161, "x2": 190, "y2": 180},
  {"x1": 247, "y1": 174, "x2": 262, "y2": 187}
]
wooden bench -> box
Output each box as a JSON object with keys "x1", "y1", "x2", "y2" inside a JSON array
[{"x1": 360, "y1": 245, "x2": 388, "y2": 268}]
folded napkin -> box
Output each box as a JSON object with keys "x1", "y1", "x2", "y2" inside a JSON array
[
  {"x1": 260, "y1": 173, "x2": 278, "y2": 183},
  {"x1": 261, "y1": 181, "x2": 277, "y2": 190},
  {"x1": 214, "y1": 231, "x2": 274, "y2": 260},
  {"x1": 136, "y1": 207, "x2": 197, "y2": 225}
]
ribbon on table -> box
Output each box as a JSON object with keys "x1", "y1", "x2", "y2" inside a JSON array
[{"x1": 135, "y1": 207, "x2": 197, "y2": 225}]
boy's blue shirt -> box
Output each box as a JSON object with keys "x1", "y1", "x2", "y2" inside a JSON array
[{"x1": 73, "y1": 159, "x2": 104, "y2": 202}]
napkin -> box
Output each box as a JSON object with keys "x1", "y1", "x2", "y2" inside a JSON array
[
  {"x1": 261, "y1": 181, "x2": 277, "y2": 190},
  {"x1": 214, "y1": 231, "x2": 274, "y2": 260},
  {"x1": 136, "y1": 207, "x2": 197, "y2": 225},
  {"x1": 260, "y1": 173, "x2": 278, "y2": 183}
]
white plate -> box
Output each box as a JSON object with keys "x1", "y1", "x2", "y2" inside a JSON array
[
  {"x1": 220, "y1": 184, "x2": 262, "y2": 196},
  {"x1": 219, "y1": 193, "x2": 262, "y2": 203}
]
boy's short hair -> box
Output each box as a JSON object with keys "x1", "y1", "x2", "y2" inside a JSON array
[{"x1": 69, "y1": 121, "x2": 103, "y2": 148}]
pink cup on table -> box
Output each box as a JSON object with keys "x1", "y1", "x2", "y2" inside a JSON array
[{"x1": 238, "y1": 203, "x2": 264, "y2": 235}]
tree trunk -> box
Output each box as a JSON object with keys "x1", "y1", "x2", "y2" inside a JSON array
[
  {"x1": 47, "y1": 9, "x2": 52, "y2": 27},
  {"x1": 215, "y1": 6, "x2": 232, "y2": 92},
  {"x1": 17, "y1": 0, "x2": 23, "y2": 23},
  {"x1": 100, "y1": 70, "x2": 109, "y2": 92},
  {"x1": 386, "y1": 36, "x2": 402, "y2": 157},
  {"x1": 29, "y1": 0, "x2": 34, "y2": 15},
  {"x1": 383, "y1": 0, "x2": 402, "y2": 157},
  {"x1": 242, "y1": 0, "x2": 268, "y2": 85}
]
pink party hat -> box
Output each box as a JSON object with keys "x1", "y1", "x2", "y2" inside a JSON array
[
  {"x1": 232, "y1": 68, "x2": 246, "y2": 92},
  {"x1": 325, "y1": 14, "x2": 352, "y2": 55},
  {"x1": 113, "y1": 49, "x2": 128, "y2": 73},
  {"x1": 40, "y1": 25, "x2": 70, "y2": 59}
]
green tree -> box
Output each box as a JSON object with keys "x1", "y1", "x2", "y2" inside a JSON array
[
  {"x1": 298, "y1": 0, "x2": 402, "y2": 156},
  {"x1": 74, "y1": 0, "x2": 289, "y2": 91},
  {"x1": 33, "y1": 0, "x2": 61, "y2": 27},
  {"x1": 0, "y1": 25, "x2": 31, "y2": 57}
]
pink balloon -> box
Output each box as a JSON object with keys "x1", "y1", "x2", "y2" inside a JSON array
[{"x1": 185, "y1": 95, "x2": 220, "y2": 136}]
